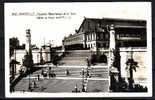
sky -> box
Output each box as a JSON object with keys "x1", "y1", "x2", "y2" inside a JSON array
[{"x1": 5, "y1": 2, "x2": 151, "y2": 47}]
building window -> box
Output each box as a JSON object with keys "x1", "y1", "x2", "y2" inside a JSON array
[
  {"x1": 100, "y1": 33, "x2": 103, "y2": 40},
  {"x1": 92, "y1": 34, "x2": 94, "y2": 40},
  {"x1": 100, "y1": 43, "x2": 103, "y2": 47},
  {"x1": 87, "y1": 35, "x2": 89, "y2": 41},
  {"x1": 97, "y1": 43, "x2": 100, "y2": 47},
  {"x1": 94, "y1": 34, "x2": 96, "y2": 40},
  {"x1": 97, "y1": 34, "x2": 101, "y2": 40},
  {"x1": 89, "y1": 34, "x2": 91, "y2": 41},
  {"x1": 87, "y1": 35, "x2": 88, "y2": 41},
  {"x1": 105, "y1": 34, "x2": 108, "y2": 39}
]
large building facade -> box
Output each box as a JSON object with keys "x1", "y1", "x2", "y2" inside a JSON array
[
  {"x1": 63, "y1": 18, "x2": 146, "y2": 51},
  {"x1": 62, "y1": 18, "x2": 147, "y2": 86}
]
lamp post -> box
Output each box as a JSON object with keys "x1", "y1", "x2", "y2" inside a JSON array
[
  {"x1": 28, "y1": 67, "x2": 31, "y2": 91},
  {"x1": 23, "y1": 52, "x2": 33, "y2": 91},
  {"x1": 81, "y1": 68, "x2": 85, "y2": 92},
  {"x1": 81, "y1": 67, "x2": 88, "y2": 92}
]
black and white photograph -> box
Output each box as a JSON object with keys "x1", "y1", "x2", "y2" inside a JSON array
[{"x1": 5, "y1": 2, "x2": 152, "y2": 97}]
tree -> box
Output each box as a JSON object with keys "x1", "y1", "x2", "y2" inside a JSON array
[
  {"x1": 52, "y1": 55, "x2": 59, "y2": 66},
  {"x1": 9, "y1": 37, "x2": 20, "y2": 82},
  {"x1": 22, "y1": 51, "x2": 33, "y2": 90},
  {"x1": 126, "y1": 58, "x2": 139, "y2": 90},
  {"x1": 23, "y1": 52, "x2": 33, "y2": 71},
  {"x1": 9, "y1": 37, "x2": 19, "y2": 57}
]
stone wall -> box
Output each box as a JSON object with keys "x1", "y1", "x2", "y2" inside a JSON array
[{"x1": 119, "y1": 47, "x2": 147, "y2": 86}]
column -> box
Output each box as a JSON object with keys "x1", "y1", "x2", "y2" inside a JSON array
[
  {"x1": 89, "y1": 34, "x2": 91, "y2": 41},
  {"x1": 108, "y1": 24, "x2": 119, "y2": 92},
  {"x1": 94, "y1": 33, "x2": 96, "y2": 40},
  {"x1": 83, "y1": 34, "x2": 86, "y2": 48},
  {"x1": 108, "y1": 24, "x2": 116, "y2": 68},
  {"x1": 87, "y1": 34, "x2": 89, "y2": 41},
  {"x1": 92, "y1": 33, "x2": 94, "y2": 40},
  {"x1": 26, "y1": 29, "x2": 31, "y2": 54}
]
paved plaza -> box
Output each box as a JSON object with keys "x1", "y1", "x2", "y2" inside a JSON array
[{"x1": 14, "y1": 64, "x2": 109, "y2": 93}]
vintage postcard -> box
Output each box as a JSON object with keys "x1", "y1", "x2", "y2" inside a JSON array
[{"x1": 5, "y1": 2, "x2": 152, "y2": 97}]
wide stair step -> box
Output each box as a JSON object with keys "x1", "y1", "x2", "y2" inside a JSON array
[
  {"x1": 59, "y1": 50, "x2": 91, "y2": 66},
  {"x1": 61, "y1": 57, "x2": 87, "y2": 60}
]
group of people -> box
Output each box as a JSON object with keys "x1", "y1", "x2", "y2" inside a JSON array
[
  {"x1": 72, "y1": 83, "x2": 87, "y2": 93},
  {"x1": 41, "y1": 68, "x2": 56, "y2": 78},
  {"x1": 28, "y1": 80, "x2": 38, "y2": 92}
]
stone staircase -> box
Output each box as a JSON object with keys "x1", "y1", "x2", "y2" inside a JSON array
[{"x1": 58, "y1": 50, "x2": 91, "y2": 66}]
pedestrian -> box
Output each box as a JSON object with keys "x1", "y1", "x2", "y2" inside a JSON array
[
  {"x1": 74, "y1": 84, "x2": 78, "y2": 92},
  {"x1": 87, "y1": 70, "x2": 89, "y2": 77},
  {"x1": 37, "y1": 74, "x2": 40, "y2": 81},
  {"x1": 23, "y1": 90, "x2": 25, "y2": 92},
  {"x1": 72, "y1": 84, "x2": 80, "y2": 92},
  {"x1": 29, "y1": 83, "x2": 32, "y2": 92},
  {"x1": 42, "y1": 69, "x2": 44, "y2": 75},
  {"x1": 82, "y1": 68, "x2": 84, "y2": 76},
  {"x1": 49, "y1": 71, "x2": 51, "y2": 78},
  {"x1": 33, "y1": 81, "x2": 37, "y2": 88},
  {"x1": 86, "y1": 57, "x2": 91, "y2": 67},
  {"x1": 66, "y1": 69, "x2": 70, "y2": 76},
  {"x1": 82, "y1": 84, "x2": 85, "y2": 92},
  {"x1": 41, "y1": 86, "x2": 44, "y2": 91},
  {"x1": 84, "y1": 85, "x2": 87, "y2": 92}
]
